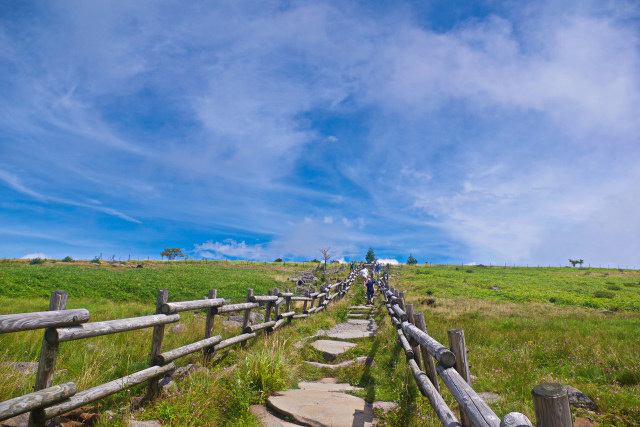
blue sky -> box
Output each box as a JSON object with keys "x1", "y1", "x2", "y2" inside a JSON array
[{"x1": 1, "y1": 1, "x2": 639, "y2": 267}]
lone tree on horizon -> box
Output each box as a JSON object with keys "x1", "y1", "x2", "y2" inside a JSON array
[
  {"x1": 365, "y1": 247, "x2": 375, "y2": 263},
  {"x1": 320, "y1": 248, "x2": 332, "y2": 271},
  {"x1": 161, "y1": 248, "x2": 184, "y2": 261},
  {"x1": 407, "y1": 254, "x2": 417, "y2": 265}
]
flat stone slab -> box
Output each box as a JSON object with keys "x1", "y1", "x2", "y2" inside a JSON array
[
  {"x1": 298, "y1": 381, "x2": 363, "y2": 392},
  {"x1": 347, "y1": 313, "x2": 366, "y2": 317},
  {"x1": 327, "y1": 321, "x2": 378, "y2": 340},
  {"x1": 310, "y1": 340, "x2": 357, "y2": 361},
  {"x1": 250, "y1": 404, "x2": 302, "y2": 426},
  {"x1": 268, "y1": 389, "x2": 374, "y2": 427},
  {"x1": 304, "y1": 357, "x2": 376, "y2": 370},
  {"x1": 348, "y1": 319, "x2": 375, "y2": 325}
]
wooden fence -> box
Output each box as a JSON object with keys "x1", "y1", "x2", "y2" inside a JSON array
[
  {"x1": 378, "y1": 267, "x2": 574, "y2": 427},
  {"x1": 0, "y1": 269, "x2": 359, "y2": 426}
]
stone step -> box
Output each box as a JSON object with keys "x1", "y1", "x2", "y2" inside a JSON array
[
  {"x1": 297, "y1": 381, "x2": 363, "y2": 392},
  {"x1": 304, "y1": 356, "x2": 375, "y2": 370},
  {"x1": 250, "y1": 404, "x2": 303, "y2": 426},
  {"x1": 348, "y1": 305, "x2": 374, "y2": 311},
  {"x1": 327, "y1": 330, "x2": 378, "y2": 339},
  {"x1": 267, "y1": 389, "x2": 375, "y2": 427},
  {"x1": 310, "y1": 339, "x2": 357, "y2": 361}
]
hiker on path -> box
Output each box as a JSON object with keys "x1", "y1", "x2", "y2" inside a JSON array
[{"x1": 365, "y1": 278, "x2": 375, "y2": 305}]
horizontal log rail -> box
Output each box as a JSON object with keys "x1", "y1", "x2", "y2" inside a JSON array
[
  {"x1": 160, "y1": 298, "x2": 225, "y2": 314},
  {"x1": 45, "y1": 314, "x2": 181, "y2": 344},
  {"x1": 0, "y1": 382, "x2": 76, "y2": 422},
  {"x1": 0, "y1": 310, "x2": 90, "y2": 334},
  {"x1": 0, "y1": 268, "x2": 361, "y2": 426}
]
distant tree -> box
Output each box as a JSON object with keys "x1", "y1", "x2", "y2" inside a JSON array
[
  {"x1": 274, "y1": 258, "x2": 283, "y2": 263},
  {"x1": 407, "y1": 254, "x2": 418, "y2": 265},
  {"x1": 311, "y1": 259, "x2": 320, "y2": 263},
  {"x1": 569, "y1": 259, "x2": 579, "y2": 267},
  {"x1": 330, "y1": 260, "x2": 340, "y2": 264},
  {"x1": 320, "y1": 248, "x2": 332, "y2": 271},
  {"x1": 62, "y1": 256, "x2": 74, "y2": 263},
  {"x1": 365, "y1": 247, "x2": 375, "y2": 263},
  {"x1": 578, "y1": 259, "x2": 584, "y2": 267},
  {"x1": 161, "y1": 248, "x2": 184, "y2": 261}
]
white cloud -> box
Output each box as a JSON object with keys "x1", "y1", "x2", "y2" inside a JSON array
[
  {"x1": 377, "y1": 258, "x2": 400, "y2": 265},
  {"x1": 21, "y1": 253, "x2": 48, "y2": 260}
]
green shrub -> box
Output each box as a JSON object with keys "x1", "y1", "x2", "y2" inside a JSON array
[
  {"x1": 273, "y1": 258, "x2": 283, "y2": 263},
  {"x1": 62, "y1": 256, "x2": 74, "y2": 262},
  {"x1": 594, "y1": 290, "x2": 615, "y2": 299},
  {"x1": 607, "y1": 284, "x2": 622, "y2": 291},
  {"x1": 29, "y1": 258, "x2": 45, "y2": 265},
  {"x1": 90, "y1": 257, "x2": 101, "y2": 264}
]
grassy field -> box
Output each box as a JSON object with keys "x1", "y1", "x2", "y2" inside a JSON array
[{"x1": 0, "y1": 261, "x2": 638, "y2": 426}]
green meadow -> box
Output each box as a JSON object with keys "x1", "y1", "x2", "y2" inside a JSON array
[{"x1": 0, "y1": 261, "x2": 638, "y2": 426}]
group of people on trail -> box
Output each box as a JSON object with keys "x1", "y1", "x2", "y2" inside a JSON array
[{"x1": 349, "y1": 260, "x2": 385, "y2": 305}]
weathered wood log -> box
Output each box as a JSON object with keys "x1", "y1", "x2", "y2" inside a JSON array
[
  {"x1": 153, "y1": 335, "x2": 222, "y2": 365},
  {"x1": 405, "y1": 304, "x2": 421, "y2": 363},
  {"x1": 500, "y1": 412, "x2": 533, "y2": 427},
  {"x1": 278, "y1": 292, "x2": 294, "y2": 297},
  {"x1": 274, "y1": 297, "x2": 285, "y2": 307},
  {"x1": 414, "y1": 312, "x2": 440, "y2": 392},
  {"x1": 250, "y1": 295, "x2": 279, "y2": 303},
  {"x1": 407, "y1": 359, "x2": 460, "y2": 427},
  {"x1": 46, "y1": 314, "x2": 180, "y2": 344},
  {"x1": 437, "y1": 365, "x2": 501, "y2": 427},
  {"x1": 316, "y1": 293, "x2": 327, "y2": 299},
  {"x1": 449, "y1": 328, "x2": 472, "y2": 427},
  {"x1": 277, "y1": 311, "x2": 295, "y2": 320},
  {"x1": 214, "y1": 333, "x2": 256, "y2": 351},
  {"x1": 0, "y1": 309, "x2": 90, "y2": 334},
  {"x1": 214, "y1": 302, "x2": 259, "y2": 314},
  {"x1": 44, "y1": 364, "x2": 176, "y2": 419},
  {"x1": 145, "y1": 289, "x2": 169, "y2": 403},
  {"x1": 160, "y1": 298, "x2": 225, "y2": 314},
  {"x1": 292, "y1": 314, "x2": 309, "y2": 319},
  {"x1": 531, "y1": 383, "x2": 572, "y2": 427},
  {"x1": 0, "y1": 382, "x2": 76, "y2": 422},
  {"x1": 245, "y1": 321, "x2": 277, "y2": 333},
  {"x1": 397, "y1": 329, "x2": 414, "y2": 360},
  {"x1": 290, "y1": 296, "x2": 313, "y2": 302},
  {"x1": 309, "y1": 292, "x2": 320, "y2": 298},
  {"x1": 241, "y1": 289, "x2": 254, "y2": 348},
  {"x1": 391, "y1": 304, "x2": 408, "y2": 322},
  {"x1": 269, "y1": 318, "x2": 285, "y2": 331},
  {"x1": 30, "y1": 290, "x2": 68, "y2": 427},
  {"x1": 401, "y1": 322, "x2": 456, "y2": 368}
]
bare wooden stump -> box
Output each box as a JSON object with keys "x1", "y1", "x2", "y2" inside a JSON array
[
  {"x1": 241, "y1": 289, "x2": 254, "y2": 348},
  {"x1": 29, "y1": 290, "x2": 68, "y2": 427},
  {"x1": 531, "y1": 383, "x2": 572, "y2": 427}
]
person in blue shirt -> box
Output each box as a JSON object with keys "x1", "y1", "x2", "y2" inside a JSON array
[{"x1": 365, "y1": 278, "x2": 375, "y2": 305}]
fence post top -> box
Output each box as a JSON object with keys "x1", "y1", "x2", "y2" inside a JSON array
[{"x1": 532, "y1": 383, "x2": 566, "y2": 398}]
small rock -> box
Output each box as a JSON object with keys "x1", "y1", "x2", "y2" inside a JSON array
[
  {"x1": 170, "y1": 324, "x2": 187, "y2": 333},
  {"x1": 596, "y1": 310, "x2": 614, "y2": 314},
  {"x1": 0, "y1": 413, "x2": 29, "y2": 426},
  {"x1": 477, "y1": 392, "x2": 503, "y2": 404},
  {"x1": 372, "y1": 401, "x2": 397, "y2": 413},
  {"x1": 91, "y1": 263, "x2": 100, "y2": 266},
  {"x1": 223, "y1": 320, "x2": 243, "y2": 329},
  {"x1": 13, "y1": 362, "x2": 38, "y2": 374},
  {"x1": 565, "y1": 386, "x2": 598, "y2": 411},
  {"x1": 128, "y1": 421, "x2": 162, "y2": 427},
  {"x1": 574, "y1": 417, "x2": 596, "y2": 427},
  {"x1": 172, "y1": 364, "x2": 194, "y2": 378},
  {"x1": 192, "y1": 313, "x2": 206, "y2": 320},
  {"x1": 158, "y1": 377, "x2": 175, "y2": 392}
]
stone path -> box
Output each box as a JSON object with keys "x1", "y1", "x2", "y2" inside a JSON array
[{"x1": 256, "y1": 303, "x2": 384, "y2": 426}]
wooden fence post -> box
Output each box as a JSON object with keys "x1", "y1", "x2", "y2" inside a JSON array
[
  {"x1": 285, "y1": 289, "x2": 293, "y2": 324},
  {"x1": 146, "y1": 289, "x2": 169, "y2": 402},
  {"x1": 28, "y1": 290, "x2": 68, "y2": 427},
  {"x1": 413, "y1": 312, "x2": 440, "y2": 392},
  {"x1": 241, "y1": 289, "x2": 254, "y2": 348},
  {"x1": 203, "y1": 289, "x2": 217, "y2": 364},
  {"x1": 531, "y1": 383, "x2": 572, "y2": 427},
  {"x1": 448, "y1": 328, "x2": 472, "y2": 427},
  {"x1": 405, "y1": 304, "x2": 422, "y2": 367}
]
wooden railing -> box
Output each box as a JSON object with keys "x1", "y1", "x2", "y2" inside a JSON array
[
  {"x1": 0, "y1": 270, "x2": 359, "y2": 426},
  {"x1": 378, "y1": 267, "x2": 573, "y2": 427}
]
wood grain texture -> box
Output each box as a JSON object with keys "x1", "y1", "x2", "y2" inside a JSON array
[
  {"x1": 0, "y1": 309, "x2": 89, "y2": 334},
  {"x1": 245, "y1": 321, "x2": 277, "y2": 333},
  {"x1": 402, "y1": 321, "x2": 456, "y2": 368},
  {"x1": 437, "y1": 365, "x2": 501, "y2": 427},
  {"x1": 46, "y1": 314, "x2": 180, "y2": 344},
  {"x1": 414, "y1": 312, "x2": 440, "y2": 393},
  {"x1": 213, "y1": 302, "x2": 259, "y2": 314},
  {"x1": 44, "y1": 364, "x2": 176, "y2": 419},
  {"x1": 160, "y1": 298, "x2": 225, "y2": 314},
  {"x1": 214, "y1": 333, "x2": 256, "y2": 352},
  {"x1": 500, "y1": 412, "x2": 533, "y2": 427},
  {"x1": 154, "y1": 335, "x2": 223, "y2": 365},
  {"x1": 0, "y1": 382, "x2": 76, "y2": 422},
  {"x1": 531, "y1": 383, "x2": 572, "y2": 427},
  {"x1": 407, "y1": 359, "x2": 460, "y2": 427}
]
